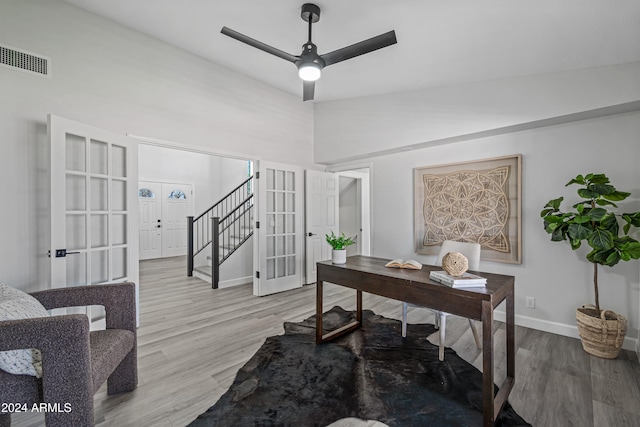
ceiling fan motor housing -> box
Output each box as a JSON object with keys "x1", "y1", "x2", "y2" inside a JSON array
[{"x1": 301, "y1": 4, "x2": 320, "y2": 23}]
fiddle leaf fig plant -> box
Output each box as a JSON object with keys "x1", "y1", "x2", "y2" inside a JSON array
[{"x1": 540, "y1": 173, "x2": 640, "y2": 312}]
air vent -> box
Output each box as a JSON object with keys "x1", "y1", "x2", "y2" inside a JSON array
[{"x1": 0, "y1": 44, "x2": 50, "y2": 77}]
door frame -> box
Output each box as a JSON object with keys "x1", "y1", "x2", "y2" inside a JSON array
[
  {"x1": 130, "y1": 134, "x2": 256, "y2": 277},
  {"x1": 328, "y1": 164, "x2": 372, "y2": 257}
]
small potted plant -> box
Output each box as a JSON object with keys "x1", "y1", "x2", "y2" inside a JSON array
[
  {"x1": 540, "y1": 173, "x2": 640, "y2": 358},
  {"x1": 325, "y1": 231, "x2": 356, "y2": 264}
]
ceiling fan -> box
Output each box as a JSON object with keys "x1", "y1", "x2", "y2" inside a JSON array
[{"x1": 221, "y1": 3, "x2": 397, "y2": 101}]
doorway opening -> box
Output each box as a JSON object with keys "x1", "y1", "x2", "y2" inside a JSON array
[
  {"x1": 335, "y1": 167, "x2": 371, "y2": 257},
  {"x1": 137, "y1": 142, "x2": 254, "y2": 288}
]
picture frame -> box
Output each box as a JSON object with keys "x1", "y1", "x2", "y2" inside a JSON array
[{"x1": 414, "y1": 154, "x2": 522, "y2": 264}]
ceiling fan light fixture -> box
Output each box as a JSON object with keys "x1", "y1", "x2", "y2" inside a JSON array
[{"x1": 298, "y1": 61, "x2": 321, "y2": 81}]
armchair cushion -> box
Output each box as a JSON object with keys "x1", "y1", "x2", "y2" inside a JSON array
[{"x1": 0, "y1": 283, "x2": 49, "y2": 378}]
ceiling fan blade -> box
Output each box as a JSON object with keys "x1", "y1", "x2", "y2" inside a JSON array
[
  {"x1": 321, "y1": 30, "x2": 397, "y2": 67},
  {"x1": 303, "y1": 80, "x2": 315, "y2": 101},
  {"x1": 221, "y1": 27, "x2": 298, "y2": 63}
]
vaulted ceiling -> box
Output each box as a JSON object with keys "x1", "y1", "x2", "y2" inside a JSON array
[{"x1": 64, "y1": 0, "x2": 640, "y2": 102}]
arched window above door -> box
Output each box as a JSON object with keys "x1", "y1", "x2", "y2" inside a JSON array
[
  {"x1": 138, "y1": 188, "x2": 156, "y2": 198},
  {"x1": 168, "y1": 190, "x2": 187, "y2": 199}
]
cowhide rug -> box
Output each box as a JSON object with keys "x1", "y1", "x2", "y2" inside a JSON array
[{"x1": 189, "y1": 306, "x2": 530, "y2": 427}]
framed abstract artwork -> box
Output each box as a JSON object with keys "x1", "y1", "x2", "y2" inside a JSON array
[{"x1": 414, "y1": 155, "x2": 522, "y2": 264}]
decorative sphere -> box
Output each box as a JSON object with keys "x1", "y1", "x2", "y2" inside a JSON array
[{"x1": 442, "y1": 252, "x2": 468, "y2": 276}]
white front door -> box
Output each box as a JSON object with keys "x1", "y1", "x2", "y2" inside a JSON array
[
  {"x1": 49, "y1": 115, "x2": 139, "y2": 323},
  {"x1": 254, "y1": 161, "x2": 303, "y2": 296},
  {"x1": 161, "y1": 183, "x2": 192, "y2": 257},
  {"x1": 138, "y1": 181, "x2": 162, "y2": 260},
  {"x1": 138, "y1": 181, "x2": 193, "y2": 259},
  {"x1": 304, "y1": 170, "x2": 339, "y2": 284}
]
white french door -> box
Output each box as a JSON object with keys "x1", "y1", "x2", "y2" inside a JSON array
[
  {"x1": 304, "y1": 170, "x2": 339, "y2": 284},
  {"x1": 49, "y1": 115, "x2": 139, "y2": 324},
  {"x1": 254, "y1": 161, "x2": 303, "y2": 296}
]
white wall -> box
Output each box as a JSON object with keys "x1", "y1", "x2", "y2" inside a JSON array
[
  {"x1": 326, "y1": 111, "x2": 640, "y2": 350},
  {"x1": 139, "y1": 145, "x2": 249, "y2": 214},
  {"x1": 314, "y1": 62, "x2": 640, "y2": 164},
  {"x1": 0, "y1": 0, "x2": 314, "y2": 291}
]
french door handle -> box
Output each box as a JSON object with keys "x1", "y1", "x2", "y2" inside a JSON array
[
  {"x1": 52, "y1": 249, "x2": 80, "y2": 258},
  {"x1": 307, "y1": 232, "x2": 316, "y2": 237}
]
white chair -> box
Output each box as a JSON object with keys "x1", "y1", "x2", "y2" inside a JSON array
[{"x1": 401, "y1": 240, "x2": 483, "y2": 361}]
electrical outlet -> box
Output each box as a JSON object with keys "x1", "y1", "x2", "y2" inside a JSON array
[{"x1": 526, "y1": 296, "x2": 535, "y2": 309}]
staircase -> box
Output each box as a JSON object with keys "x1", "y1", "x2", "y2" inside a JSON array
[{"x1": 187, "y1": 176, "x2": 254, "y2": 288}]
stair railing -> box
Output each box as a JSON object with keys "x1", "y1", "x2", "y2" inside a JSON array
[{"x1": 187, "y1": 176, "x2": 254, "y2": 288}]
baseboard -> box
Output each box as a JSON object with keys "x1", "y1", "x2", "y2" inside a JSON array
[
  {"x1": 493, "y1": 310, "x2": 638, "y2": 352},
  {"x1": 192, "y1": 270, "x2": 252, "y2": 289},
  {"x1": 218, "y1": 276, "x2": 252, "y2": 289}
]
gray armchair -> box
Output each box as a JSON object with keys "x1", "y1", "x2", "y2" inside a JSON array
[{"x1": 0, "y1": 282, "x2": 137, "y2": 427}]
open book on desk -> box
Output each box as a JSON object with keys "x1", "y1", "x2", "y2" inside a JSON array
[
  {"x1": 429, "y1": 270, "x2": 487, "y2": 288},
  {"x1": 384, "y1": 259, "x2": 423, "y2": 270}
]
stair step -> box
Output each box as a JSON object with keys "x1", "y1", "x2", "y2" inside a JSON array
[{"x1": 194, "y1": 265, "x2": 211, "y2": 277}]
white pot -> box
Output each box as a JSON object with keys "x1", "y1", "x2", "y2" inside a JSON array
[{"x1": 332, "y1": 249, "x2": 347, "y2": 264}]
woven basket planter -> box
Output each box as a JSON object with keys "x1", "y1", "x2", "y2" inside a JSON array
[{"x1": 576, "y1": 304, "x2": 627, "y2": 359}]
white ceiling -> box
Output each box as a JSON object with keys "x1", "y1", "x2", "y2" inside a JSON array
[{"x1": 64, "y1": 0, "x2": 640, "y2": 102}]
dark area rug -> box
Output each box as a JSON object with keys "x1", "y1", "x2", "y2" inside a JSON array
[{"x1": 189, "y1": 306, "x2": 530, "y2": 427}]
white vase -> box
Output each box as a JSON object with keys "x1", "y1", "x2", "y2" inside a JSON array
[{"x1": 332, "y1": 249, "x2": 347, "y2": 264}]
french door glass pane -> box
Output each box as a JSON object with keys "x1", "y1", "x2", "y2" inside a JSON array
[
  {"x1": 266, "y1": 169, "x2": 275, "y2": 189},
  {"x1": 112, "y1": 179, "x2": 127, "y2": 211},
  {"x1": 112, "y1": 145, "x2": 127, "y2": 177},
  {"x1": 66, "y1": 175, "x2": 85, "y2": 211},
  {"x1": 66, "y1": 215, "x2": 86, "y2": 250},
  {"x1": 267, "y1": 191, "x2": 275, "y2": 212},
  {"x1": 267, "y1": 236, "x2": 275, "y2": 257},
  {"x1": 91, "y1": 214, "x2": 108, "y2": 248},
  {"x1": 276, "y1": 236, "x2": 285, "y2": 256},
  {"x1": 267, "y1": 214, "x2": 275, "y2": 235},
  {"x1": 90, "y1": 139, "x2": 108, "y2": 175},
  {"x1": 287, "y1": 256, "x2": 295, "y2": 275},
  {"x1": 277, "y1": 257, "x2": 286, "y2": 277},
  {"x1": 66, "y1": 253, "x2": 86, "y2": 287},
  {"x1": 286, "y1": 171, "x2": 295, "y2": 191},
  {"x1": 112, "y1": 248, "x2": 127, "y2": 280},
  {"x1": 267, "y1": 258, "x2": 275, "y2": 279},
  {"x1": 65, "y1": 133, "x2": 86, "y2": 172},
  {"x1": 91, "y1": 250, "x2": 109, "y2": 284},
  {"x1": 90, "y1": 178, "x2": 108, "y2": 211},
  {"x1": 112, "y1": 214, "x2": 127, "y2": 245},
  {"x1": 276, "y1": 170, "x2": 285, "y2": 191}
]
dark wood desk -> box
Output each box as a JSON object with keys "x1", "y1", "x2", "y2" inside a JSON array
[{"x1": 316, "y1": 255, "x2": 515, "y2": 427}]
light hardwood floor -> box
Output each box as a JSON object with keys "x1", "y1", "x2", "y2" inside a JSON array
[{"x1": 12, "y1": 256, "x2": 640, "y2": 426}]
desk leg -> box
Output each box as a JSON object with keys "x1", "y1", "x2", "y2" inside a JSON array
[
  {"x1": 316, "y1": 279, "x2": 323, "y2": 344},
  {"x1": 506, "y1": 287, "x2": 515, "y2": 379},
  {"x1": 316, "y1": 281, "x2": 363, "y2": 344},
  {"x1": 481, "y1": 300, "x2": 495, "y2": 427}
]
